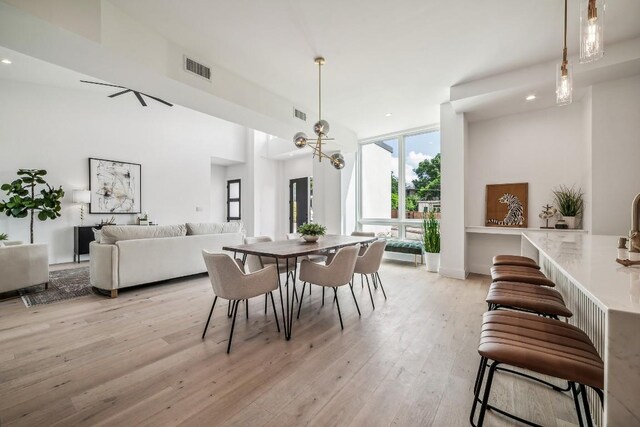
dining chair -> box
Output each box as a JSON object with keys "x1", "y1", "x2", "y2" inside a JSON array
[
  {"x1": 297, "y1": 245, "x2": 360, "y2": 330},
  {"x1": 324, "y1": 231, "x2": 375, "y2": 265},
  {"x1": 201, "y1": 251, "x2": 280, "y2": 353},
  {"x1": 353, "y1": 240, "x2": 387, "y2": 309}
]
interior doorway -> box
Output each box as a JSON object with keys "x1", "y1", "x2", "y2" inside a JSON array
[{"x1": 289, "y1": 177, "x2": 312, "y2": 233}]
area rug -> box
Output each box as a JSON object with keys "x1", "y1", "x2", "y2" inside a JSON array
[{"x1": 20, "y1": 267, "x2": 99, "y2": 307}]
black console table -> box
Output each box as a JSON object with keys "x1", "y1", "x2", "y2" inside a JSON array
[{"x1": 74, "y1": 226, "x2": 96, "y2": 263}]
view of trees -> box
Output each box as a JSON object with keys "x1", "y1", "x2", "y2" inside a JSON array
[{"x1": 390, "y1": 153, "x2": 441, "y2": 212}]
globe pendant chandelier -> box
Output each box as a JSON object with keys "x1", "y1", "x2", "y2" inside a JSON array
[{"x1": 293, "y1": 57, "x2": 345, "y2": 170}]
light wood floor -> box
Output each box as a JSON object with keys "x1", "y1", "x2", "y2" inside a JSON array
[{"x1": 0, "y1": 260, "x2": 580, "y2": 426}]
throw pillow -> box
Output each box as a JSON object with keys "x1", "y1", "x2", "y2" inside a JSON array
[{"x1": 92, "y1": 228, "x2": 102, "y2": 243}]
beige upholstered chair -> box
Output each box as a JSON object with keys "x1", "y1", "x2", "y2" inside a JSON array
[
  {"x1": 325, "y1": 231, "x2": 375, "y2": 265},
  {"x1": 0, "y1": 242, "x2": 49, "y2": 295},
  {"x1": 354, "y1": 240, "x2": 387, "y2": 309},
  {"x1": 201, "y1": 251, "x2": 280, "y2": 353},
  {"x1": 297, "y1": 245, "x2": 360, "y2": 329}
]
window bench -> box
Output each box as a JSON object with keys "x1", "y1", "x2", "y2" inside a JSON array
[{"x1": 384, "y1": 239, "x2": 424, "y2": 267}]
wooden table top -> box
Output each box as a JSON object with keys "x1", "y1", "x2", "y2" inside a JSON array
[{"x1": 223, "y1": 234, "x2": 377, "y2": 258}]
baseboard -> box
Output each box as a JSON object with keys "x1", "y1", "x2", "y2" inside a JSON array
[
  {"x1": 438, "y1": 267, "x2": 469, "y2": 280},
  {"x1": 468, "y1": 263, "x2": 491, "y2": 275}
]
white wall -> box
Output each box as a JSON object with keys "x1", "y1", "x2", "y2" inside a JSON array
[
  {"x1": 210, "y1": 164, "x2": 226, "y2": 223},
  {"x1": 591, "y1": 74, "x2": 640, "y2": 235},
  {"x1": 466, "y1": 101, "x2": 588, "y2": 228},
  {"x1": 0, "y1": 79, "x2": 246, "y2": 263}
]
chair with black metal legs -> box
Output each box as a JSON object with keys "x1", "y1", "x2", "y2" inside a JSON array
[
  {"x1": 201, "y1": 251, "x2": 280, "y2": 353},
  {"x1": 353, "y1": 240, "x2": 387, "y2": 309},
  {"x1": 297, "y1": 245, "x2": 360, "y2": 329}
]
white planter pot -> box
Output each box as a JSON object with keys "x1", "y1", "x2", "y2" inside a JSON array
[
  {"x1": 302, "y1": 235, "x2": 319, "y2": 243},
  {"x1": 425, "y1": 252, "x2": 440, "y2": 273},
  {"x1": 563, "y1": 216, "x2": 577, "y2": 229}
]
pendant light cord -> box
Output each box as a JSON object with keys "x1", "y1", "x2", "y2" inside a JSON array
[
  {"x1": 563, "y1": 0, "x2": 568, "y2": 63},
  {"x1": 318, "y1": 61, "x2": 322, "y2": 122}
]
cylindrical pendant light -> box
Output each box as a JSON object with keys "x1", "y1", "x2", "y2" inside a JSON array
[
  {"x1": 580, "y1": 0, "x2": 605, "y2": 63},
  {"x1": 556, "y1": 0, "x2": 573, "y2": 106}
]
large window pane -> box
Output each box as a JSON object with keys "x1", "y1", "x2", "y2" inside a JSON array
[
  {"x1": 404, "y1": 131, "x2": 441, "y2": 219},
  {"x1": 362, "y1": 224, "x2": 398, "y2": 239},
  {"x1": 361, "y1": 138, "x2": 398, "y2": 219}
]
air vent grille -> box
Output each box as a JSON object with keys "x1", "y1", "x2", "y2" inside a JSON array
[
  {"x1": 184, "y1": 56, "x2": 211, "y2": 81},
  {"x1": 294, "y1": 108, "x2": 306, "y2": 121}
]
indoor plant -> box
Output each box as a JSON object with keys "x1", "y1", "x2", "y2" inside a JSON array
[
  {"x1": 0, "y1": 233, "x2": 7, "y2": 241},
  {"x1": 297, "y1": 222, "x2": 327, "y2": 242},
  {"x1": 0, "y1": 169, "x2": 65, "y2": 243},
  {"x1": 422, "y1": 209, "x2": 440, "y2": 272},
  {"x1": 553, "y1": 185, "x2": 584, "y2": 229}
]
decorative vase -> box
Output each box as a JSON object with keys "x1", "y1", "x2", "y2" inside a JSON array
[
  {"x1": 302, "y1": 235, "x2": 319, "y2": 243},
  {"x1": 425, "y1": 252, "x2": 440, "y2": 273},
  {"x1": 563, "y1": 216, "x2": 577, "y2": 229}
]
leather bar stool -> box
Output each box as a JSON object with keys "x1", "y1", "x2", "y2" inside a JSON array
[
  {"x1": 486, "y1": 281, "x2": 572, "y2": 319},
  {"x1": 471, "y1": 311, "x2": 604, "y2": 427},
  {"x1": 492, "y1": 254, "x2": 540, "y2": 269},
  {"x1": 490, "y1": 265, "x2": 556, "y2": 287}
]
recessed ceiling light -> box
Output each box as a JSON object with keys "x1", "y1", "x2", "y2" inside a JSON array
[
  {"x1": 1, "y1": 59, "x2": 12, "y2": 65},
  {"x1": 526, "y1": 94, "x2": 536, "y2": 101},
  {"x1": 385, "y1": 113, "x2": 393, "y2": 117}
]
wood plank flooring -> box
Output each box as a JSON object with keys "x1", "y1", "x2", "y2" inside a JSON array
[{"x1": 0, "y1": 260, "x2": 580, "y2": 426}]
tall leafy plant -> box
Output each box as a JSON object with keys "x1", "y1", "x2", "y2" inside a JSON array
[
  {"x1": 0, "y1": 169, "x2": 64, "y2": 243},
  {"x1": 553, "y1": 185, "x2": 584, "y2": 217},
  {"x1": 422, "y1": 210, "x2": 440, "y2": 254}
]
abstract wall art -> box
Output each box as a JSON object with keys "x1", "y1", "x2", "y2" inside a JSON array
[
  {"x1": 485, "y1": 183, "x2": 528, "y2": 228},
  {"x1": 89, "y1": 158, "x2": 141, "y2": 214}
]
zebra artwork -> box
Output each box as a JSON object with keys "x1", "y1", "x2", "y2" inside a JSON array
[{"x1": 486, "y1": 193, "x2": 525, "y2": 226}]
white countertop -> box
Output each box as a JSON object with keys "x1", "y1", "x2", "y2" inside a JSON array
[{"x1": 523, "y1": 231, "x2": 640, "y2": 314}]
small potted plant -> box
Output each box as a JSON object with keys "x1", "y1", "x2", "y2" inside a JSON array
[
  {"x1": 553, "y1": 185, "x2": 584, "y2": 229},
  {"x1": 297, "y1": 222, "x2": 327, "y2": 243},
  {"x1": 422, "y1": 209, "x2": 440, "y2": 272}
]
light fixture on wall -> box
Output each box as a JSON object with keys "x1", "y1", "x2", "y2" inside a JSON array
[
  {"x1": 580, "y1": 0, "x2": 605, "y2": 63},
  {"x1": 292, "y1": 57, "x2": 345, "y2": 170},
  {"x1": 556, "y1": 0, "x2": 573, "y2": 106},
  {"x1": 72, "y1": 190, "x2": 91, "y2": 225}
]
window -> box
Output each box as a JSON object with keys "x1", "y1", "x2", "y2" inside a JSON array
[
  {"x1": 227, "y1": 179, "x2": 241, "y2": 220},
  {"x1": 358, "y1": 128, "x2": 440, "y2": 239}
]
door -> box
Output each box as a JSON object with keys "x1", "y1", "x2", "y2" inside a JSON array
[{"x1": 289, "y1": 177, "x2": 310, "y2": 233}]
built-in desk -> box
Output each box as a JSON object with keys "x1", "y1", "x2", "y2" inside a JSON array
[{"x1": 521, "y1": 231, "x2": 640, "y2": 426}]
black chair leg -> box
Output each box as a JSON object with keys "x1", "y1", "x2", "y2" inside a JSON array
[
  {"x1": 297, "y1": 282, "x2": 307, "y2": 319},
  {"x1": 333, "y1": 287, "x2": 344, "y2": 330},
  {"x1": 227, "y1": 300, "x2": 233, "y2": 317},
  {"x1": 375, "y1": 272, "x2": 387, "y2": 299},
  {"x1": 269, "y1": 292, "x2": 280, "y2": 333},
  {"x1": 227, "y1": 300, "x2": 239, "y2": 354},
  {"x1": 570, "y1": 382, "x2": 585, "y2": 427},
  {"x1": 202, "y1": 296, "x2": 218, "y2": 339},
  {"x1": 472, "y1": 361, "x2": 498, "y2": 427},
  {"x1": 473, "y1": 356, "x2": 487, "y2": 395},
  {"x1": 365, "y1": 274, "x2": 375, "y2": 309},
  {"x1": 372, "y1": 273, "x2": 378, "y2": 289},
  {"x1": 322, "y1": 287, "x2": 325, "y2": 306},
  {"x1": 245, "y1": 299, "x2": 249, "y2": 320},
  {"x1": 349, "y1": 282, "x2": 361, "y2": 316},
  {"x1": 579, "y1": 384, "x2": 594, "y2": 427},
  {"x1": 360, "y1": 273, "x2": 364, "y2": 289},
  {"x1": 264, "y1": 294, "x2": 268, "y2": 315}
]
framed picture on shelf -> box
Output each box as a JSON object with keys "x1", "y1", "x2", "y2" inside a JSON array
[
  {"x1": 89, "y1": 158, "x2": 141, "y2": 214},
  {"x1": 485, "y1": 182, "x2": 528, "y2": 228}
]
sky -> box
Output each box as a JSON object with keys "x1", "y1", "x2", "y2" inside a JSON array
[{"x1": 387, "y1": 131, "x2": 441, "y2": 185}]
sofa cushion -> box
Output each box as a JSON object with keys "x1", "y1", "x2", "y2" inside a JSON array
[
  {"x1": 100, "y1": 224, "x2": 187, "y2": 244},
  {"x1": 186, "y1": 221, "x2": 245, "y2": 236}
]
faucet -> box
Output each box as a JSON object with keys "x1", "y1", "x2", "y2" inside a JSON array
[{"x1": 630, "y1": 192, "x2": 640, "y2": 253}]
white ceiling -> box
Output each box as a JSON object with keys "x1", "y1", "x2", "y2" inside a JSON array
[{"x1": 109, "y1": 0, "x2": 640, "y2": 138}]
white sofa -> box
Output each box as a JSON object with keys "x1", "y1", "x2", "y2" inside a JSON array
[
  {"x1": 0, "y1": 241, "x2": 49, "y2": 294},
  {"x1": 90, "y1": 223, "x2": 244, "y2": 297}
]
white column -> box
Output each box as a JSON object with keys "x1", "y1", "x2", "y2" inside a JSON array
[{"x1": 439, "y1": 102, "x2": 468, "y2": 279}]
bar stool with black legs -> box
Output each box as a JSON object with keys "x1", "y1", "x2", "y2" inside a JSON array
[
  {"x1": 492, "y1": 255, "x2": 540, "y2": 269},
  {"x1": 490, "y1": 265, "x2": 556, "y2": 287},
  {"x1": 486, "y1": 281, "x2": 572, "y2": 319},
  {"x1": 471, "y1": 310, "x2": 604, "y2": 427}
]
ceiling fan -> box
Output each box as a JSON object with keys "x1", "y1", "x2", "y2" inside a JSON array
[{"x1": 80, "y1": 80, "x2": 173, "y2": 107}]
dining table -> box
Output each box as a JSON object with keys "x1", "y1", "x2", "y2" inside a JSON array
[{"x1": 223, "y1": 234, "x2": 377, "y2": 340}]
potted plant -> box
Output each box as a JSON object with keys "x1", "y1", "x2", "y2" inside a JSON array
[
  {"x1": 0, "y1": 169, "x2": 65, "y2": 243},
  {"x1": 297, "y1": 222, "x2": 327, "y2": 243},
  {"x1": 553, "y1": 185, "x2": 584, "y2": 229},
  {"x1": 422, "y1": 209, "x2": 440, "y2": 272}
]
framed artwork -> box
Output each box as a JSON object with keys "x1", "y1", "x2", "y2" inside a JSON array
[
  {"x1": 227, "y1": 179, "x2": 241, "y2": 221},
  {"x1": 485, "y1": 183, "x2": 528, "y2": 228},
  {"x1": 89, "y1": 158, "x2": 141, "y2": 214}
]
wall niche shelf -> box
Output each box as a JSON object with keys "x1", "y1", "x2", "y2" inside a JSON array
[{"x1": 465, "y1": 226, "x2": 589, "y2": 236}]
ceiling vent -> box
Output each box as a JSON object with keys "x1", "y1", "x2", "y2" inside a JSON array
[
  {"x1": 294, "y1": 108, "x2": 307, "y2": 121},
  {"x1": 184, "y1": 55, "x2": 211, "y2": 81}
]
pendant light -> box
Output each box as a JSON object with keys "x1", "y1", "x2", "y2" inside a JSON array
[
  {"x1": 580, "y1": 0, "x2": 605, "y2": 63},
  {"x1": 556, "y1": 0, "x2": 573, "y2": 106},
  {"x1": 293, "y1": 57, "x2": 345, "y2": 170}
]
